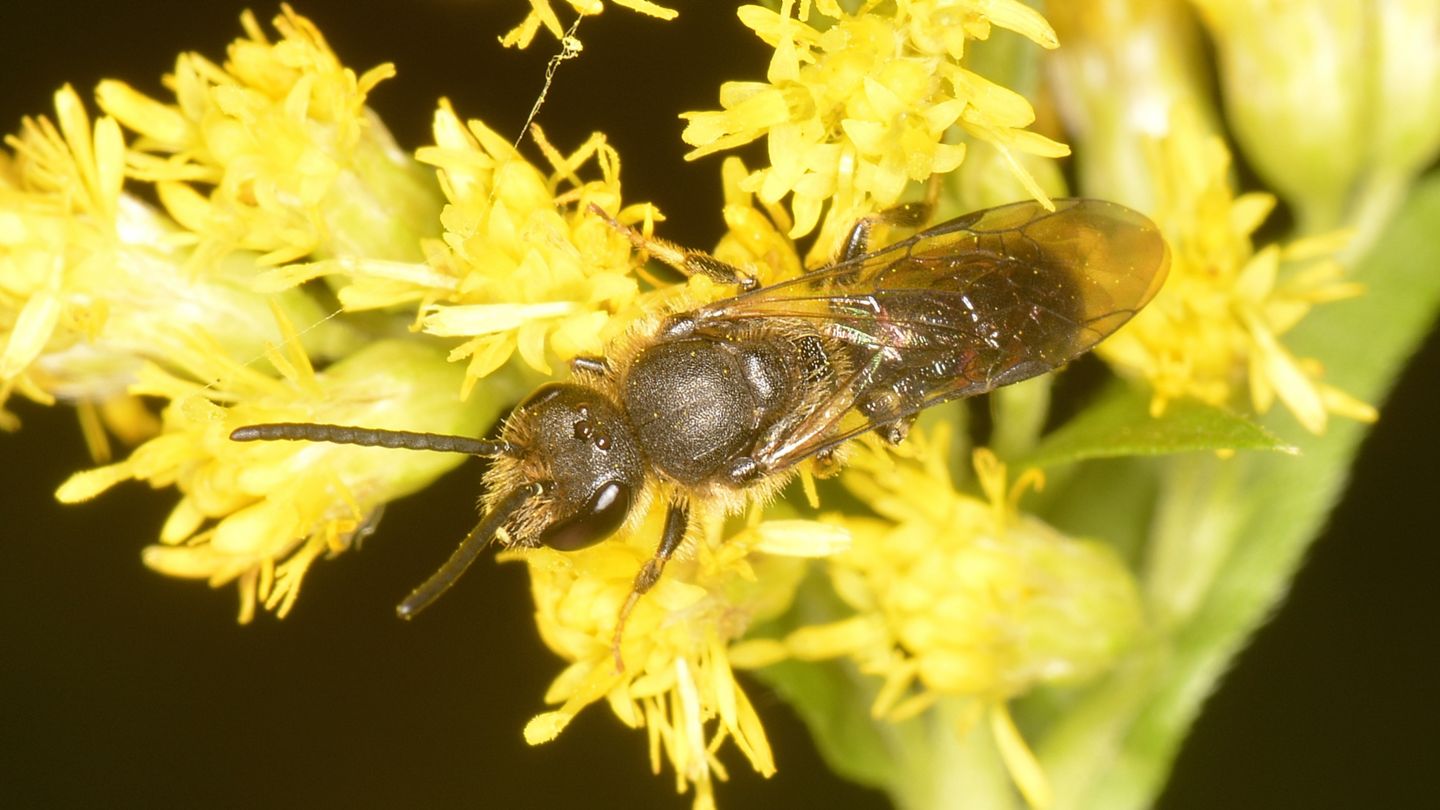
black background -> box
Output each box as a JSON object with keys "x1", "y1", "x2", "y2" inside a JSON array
[{"x1": 1, "y1": 3, "x2": 1435, "y2": 808}]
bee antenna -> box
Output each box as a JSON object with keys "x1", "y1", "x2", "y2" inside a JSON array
[
  {"x1": 229, "y1": 423, "x2": 516, "y2": 456},
  {"x1": 394, "y1": 484, "x2": 540, "y2": 620}
]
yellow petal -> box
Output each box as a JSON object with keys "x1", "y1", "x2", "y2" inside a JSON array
[
  {"x1": 991, "y1": 703, "x2": 1053, "y2": 810},
  {"x1": 611, "y1": 0, "x2": 678, "y2": 21},
  {"x1": 516, "y1": 319, "x2": 552, "y2": 375},
  {"x1": 784, "y1": 615, "x2": 882, "y2": 659},
  {"x1": 55, "y1": 462, "x2": 134, "y2": 503},
  {"x1": 0, "y1": 282, "x2": 62, "y2": 378},
  {"x1": 95, "y1": 80, "x2": 191, "y2": 145},
  {"x1": 212, "y1": 500, "x2": 298, "y2": 556},
  {"x1": 1250, "y1": 322, "x2": 1327, "y2": 433},
  {"x1": 422, "y1": 301, "x2": 580, "y2": 337},
  {"x1": 750, "y1": 519, "x2": 851, "y2": 557},
  {"x1": 984, "y1": 0, "x2": 1060, "y2": 49}
]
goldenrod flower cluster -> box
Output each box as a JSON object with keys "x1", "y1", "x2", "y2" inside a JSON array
[
  {"x1": 1191, "y1": 0, "x2": 1440, "y2": 238},
  {"x1": 1098, "y1": 112, "x2": 1376, "y2": 434},
  {"x1": 517, "y1": 508, "x2": 844, "y2": 808},
  {"x1": 740, "y1": 428, "x2": 1141, "y2": 808},
  {"x1": 407, "y1": 109, "x2": 652, "y2": 393},
  {"x1": 680, "y1": 0, "x2": 1067, "y2": 258},
  {"x1": 7, "y1": 2, "x2": 1434, "y2": 809},
  {"x1": 0, "y1": 83, "x2": 344, "y2": 452},
  {"x1": 59, "y1": 334, "x2": 487, "y2": 622},
  {"x1": 94, "y1": 6, "x2": 437, "y2": 268}
]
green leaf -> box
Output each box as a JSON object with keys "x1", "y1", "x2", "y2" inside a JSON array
[
  {"x1": 1016, "y1": 383, "x2": 1294, "y2": 470},
  {"x1": 755, "y1": 657, "x2": 901, "y2": 788},
  {"x1": 1032, "y1": 172, "x2": 1440, "y2": 809},
  {"x1": 751, "y1": 571, "x2": 904, "y2": 790}
]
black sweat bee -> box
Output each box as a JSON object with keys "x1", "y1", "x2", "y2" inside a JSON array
[{"x1": 232, "y1": 198, "x2": 1169, "y2": 663}]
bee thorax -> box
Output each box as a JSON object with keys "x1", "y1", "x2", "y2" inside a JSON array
[{"x1": 622, "y1": 335, "x2": 809, "y2": 486}]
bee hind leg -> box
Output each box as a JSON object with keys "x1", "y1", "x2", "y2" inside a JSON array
[
  {"x1": 813, "y1": 447, "x2": 844, "y2": 477},
  {"x1": 836, "y1": 200, "x2": 934, "y2": 262},
  {"x1": 857, "y1": 387, "x2": 919, "y2": 445},
  {"x1": 611, "y1": 500, "x2": 691, "y2": 673}
]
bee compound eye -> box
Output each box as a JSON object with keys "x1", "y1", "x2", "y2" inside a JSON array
[{"x1": 537, "y1": 481, "x2": 632, "y2": 551}]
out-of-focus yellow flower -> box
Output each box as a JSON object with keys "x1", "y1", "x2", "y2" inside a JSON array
[
  {"x1": 95, "y1": 5, "x2": 438, "y2": 268},
  {"x1": 767, "y1": 427, "x2": 1141, "y2": 809},
  {"x1": 680, "y1": 1, "x2": 1067, "y2": 258},
  {"x1": 1048, "y1": 0, "x2": 1217, "y2": 212},
  {"x1": 55, "y1": 328, "x2": 489, "y2": 623},
  {"x1": 1191, "y1": 0, "x2": 1440, "y2": 239},
  {"x1": 1189, "y1": 0, "x2": 1365, "y2": 226},
  {"x1": 0, "y1": 85, "x2": 336, "y2": 441},
  {"x1": 514, "y1": 507, "x2": 847, "y2": 810},
  {"x1": 501, "y1": 0, "x2": 680, "y2": 49},
  {"x1": 1098, "y1": 111, "x2": 1377, "y2": 434}
]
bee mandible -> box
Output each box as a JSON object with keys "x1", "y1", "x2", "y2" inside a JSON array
[{"x1": 232, "y1": 198, "x2": 1169, "y2": 666}]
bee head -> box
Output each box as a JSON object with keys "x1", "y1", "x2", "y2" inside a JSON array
[{"x1": 503, "y1": 382, "x2": 645, "y2": 551}]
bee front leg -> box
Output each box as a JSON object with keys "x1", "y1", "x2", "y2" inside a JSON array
[
  {"x1": 612, "y1": 500, "x2": 691, "y2": 672},
  {"x1": 589, "y1": 203, "x2": 758, "y2": 291},
  {"x1": 570, "y1": 355, "x2": 610, "y2": 376}
]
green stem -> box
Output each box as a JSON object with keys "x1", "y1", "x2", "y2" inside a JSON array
[
  {"x1": 890, "y1": 701, "x2": 1021, "y2": 810},
  {"x1": 1340, "y1": 169, "x2": 1411, "y2": 260},
  {"x1": 991, "y1": 375, "x2": 1051, "y2": 462},
  {"x1": 1142, "y1": 453, "x2": 1243, "y2": 629}
]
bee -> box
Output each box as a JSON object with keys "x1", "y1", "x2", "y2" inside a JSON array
[{"x1": 232, "y1": 198, "x2": 1168, "y2": 665}]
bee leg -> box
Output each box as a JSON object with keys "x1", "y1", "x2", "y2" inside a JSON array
[
  {"x1": 612, "y1": 500, "x2": 691, "y2": 672},
  {"x1": 589, "y1": 203, "x2": 759, "y2": 291},
  {"x1": 880, "y1": 415, "x2": 916, "y2": 446},
  {"x1": 858, "y1": 387, "x2": 917, "y2": 445},
  {"x1": 837, "y1": 201, "x2": 934, "y2": 262},
  {"x1": 813, "y1": 447, "x2": 843, "y2": 477},
  {"x1": 570, "y1": 355, "x2": 609, "y2": 376}
]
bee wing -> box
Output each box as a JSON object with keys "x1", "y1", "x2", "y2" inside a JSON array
[{"x1": 693, "y1": 199, "x2": 1170, "y2": 472}]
